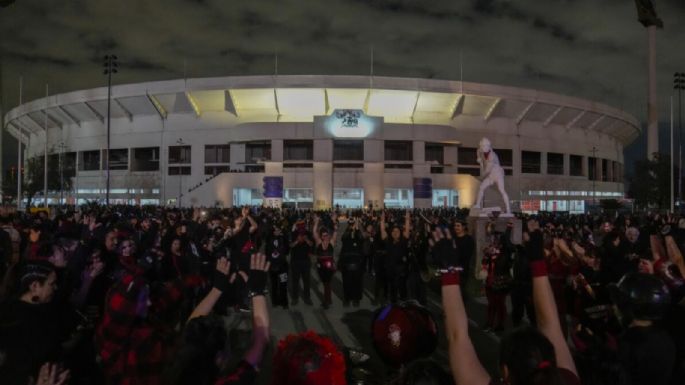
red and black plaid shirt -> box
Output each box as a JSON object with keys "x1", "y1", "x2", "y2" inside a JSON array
[{"x1": 96, "y1": 273, "x2": 179, "y2": 385}]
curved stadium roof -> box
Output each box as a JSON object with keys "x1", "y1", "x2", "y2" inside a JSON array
[{"x1": 4, "y1": 75, "x2": 640, "y2": 145}]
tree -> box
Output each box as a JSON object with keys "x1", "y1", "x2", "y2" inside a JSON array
[
  {"x1": 627, "y1": 153, "x2": 675, "y2": 210},
  {"x1": 22, "y1": 151, "x2": 75, "y2": 207}
]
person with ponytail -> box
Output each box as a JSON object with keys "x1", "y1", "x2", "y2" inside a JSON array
[{"x1": 437, "y1": 219, "x2": 580, "y2": 385}]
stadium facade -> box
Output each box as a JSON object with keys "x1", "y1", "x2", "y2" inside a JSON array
[{"x1": 4, "y1": 75, "x2": 639, "y2": 212}]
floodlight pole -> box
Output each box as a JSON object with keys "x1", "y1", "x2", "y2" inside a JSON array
[
  {"x1": 676, "y1": 73, "x2": 685, "y2": 206},
  {"x1": 103, "y1": 54, "x2": 118, "y2": 206}
]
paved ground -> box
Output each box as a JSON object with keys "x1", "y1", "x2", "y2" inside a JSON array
[{"x1": 222, "y1": 269, "x2": 512, "y2": 384}]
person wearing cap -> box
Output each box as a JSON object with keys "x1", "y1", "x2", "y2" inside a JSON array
[{"x1": 438, "y1": 219, "x2": 580, "y2": 385}]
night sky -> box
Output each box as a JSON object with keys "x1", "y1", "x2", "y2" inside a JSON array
[{"x1": 1, "y1": 0, "x2": 684, "y2": 175}]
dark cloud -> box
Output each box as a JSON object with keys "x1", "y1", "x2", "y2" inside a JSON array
[{"x1": 1, "y1": 0, "x2": 684, "y2": 170}]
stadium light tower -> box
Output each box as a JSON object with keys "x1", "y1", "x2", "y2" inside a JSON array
[
  {"x1": 675, "y1": 72, "x2": 685, "y2": 203},
  {"x1": 634, "y1": 1, "x2": 663, "y2": 160},
  {"x1": 103, "y1": 54, "x2": 118, "y2": 206},
  {"x1": 177, "y1": 138, "x2": 185, "y2": 208}
]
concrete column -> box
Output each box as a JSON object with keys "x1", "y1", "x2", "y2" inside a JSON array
[
  {"x1": 271, "y1": 139, "x2": 283, "y2": 162},
  {"x1": 314, "y1": 139, "x2": 333, "y2": 162},
  {"x1": 230, "y1": 143, "x2": 245, "y2": 171},
  {"x1": 413, "y1": 141, "x2": 425, "y2": 164},
  {"x1": 541, "y1": 152, "x2": 547, "y2": 174},
  {"x1": 363, "y1": 163, "x2": 384, "y2": 208},
  {"x1": 364, "y1": 139, "x2": 383, "y2": 162},
  {"x1": 313, "y1": 162, "x2": 333, "y2": 209},
  {"x1": 563, "y1": 153, "x2": 570, "y2": 176},
  {"x1": 444, "y1": 145, "x2": 458, "y2": 173}
]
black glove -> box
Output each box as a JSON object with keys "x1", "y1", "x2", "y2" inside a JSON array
[
  {"x1": 247, "y1": 267, "x2": 268, "y2": 297},
  {"x1": 213, "y1": 269, "x2": 231, "y2": 293},
  {"x1": 661, "y1": 224, "x2": 673, "y2": 237}
]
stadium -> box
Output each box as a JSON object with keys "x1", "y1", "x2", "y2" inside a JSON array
[{"x1": 4, "y1": 75, "x2": 639, "y2": 212}]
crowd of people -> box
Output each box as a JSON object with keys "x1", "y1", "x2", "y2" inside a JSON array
[{"x1": 0, "y1": 204, "x2": 683, "y2": 385}]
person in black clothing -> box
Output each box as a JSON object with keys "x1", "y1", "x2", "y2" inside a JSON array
[
  {"x1": 510, "y1": 230, "x2": 536, "y2": 327},
  {"x1": 289, "y1": 221, "x2": 313, "y2": 306},
  {"x1": 265, "y1": 225, "x2": 289, "y2": 309},
  {"x1": 380, "y1": 211, "x2": 411, "y2": 304},
  {"x1": 230, "y1": 207, "x2": 259, "y2": 312},
  {"x1": 452, "y1": 220, "x2": 474, "y2": 300},
  {"x1": 339, "y1": 217, "x2": 365, "y2": 307},
  {"x1": 364, "y1": 222, "x2": 387, "y2": 305},
  {"x1": 313, "y1": 214, "x2": 338, "y2": 309},
  {"x1": 610, "y1": 272, "x2": 676, "y2": 385},
  {"x1": 0, "y1": 261, "x2": 75, "y2": 385},
  {"x1": 406, "y1": 229, "x2": 428, "y2": 305}
]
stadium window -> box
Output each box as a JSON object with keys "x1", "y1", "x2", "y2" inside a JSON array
[
  {"x1": 79, "y1": 150, "x2": 100, "y2": 171},
  {"x1": 168, "y1": 166, "x2": 191, "y2": 175},
  {"x1": 588, "y1": 157, "x2": 598, "y2": 181},
  {"x1": 425, "y1": 143, "x2": 444, "y2": 164},
  {"x1": 601, "y1": 159, "x2": 609, "y2": 182},
  {"x1": 494, "y1": 148, "x2": 513, "y2": 175},
  {"x1": 570, "y1": 155, "x2": 583, "y2": 176},
  {"x1": 333, "y1": 163, "x2": 363, "y2": 169},
  {"x1": 458, "y1": 147, "x2": 478, "y2": 166},
  {"x1": 132, "y1": 147, "x2": 159, "y2": 171},
  {"x1": 204, "y1": 165, "x2": 230, "y2": 175},
  {"x1": 245, "y1": 141, "x2": 271, "y2": 163},
  {"x1": 521, "y1": 151, "x2": 541, "y2": 174},
  {"x1": 495, "y1": 149, "x2": 513, "y2": 167},
  {"x1": 103, "y1": 149, "x2": 128, "y2": 171},
  {"x1": 333, "y1": 140, "x2": 364, "y2": 161},
  {"x1": 384, "y1": 140, "x2": 413, "y2": 161},
  {"x1": 547, "y1": 153, "x2": 564, "y2": 175},
  {"x1": 169, "y1": 145, "x2": 191, "y2": 164},
  {"x1": 613, "y1": 162, "x2": 622, "y2": 182},
  {"x1": 284, "y1": 140, "x2": 313, "y2": 161},
  {"x1": 205, "y1": 145, "x2": 230, "y2": 164}
]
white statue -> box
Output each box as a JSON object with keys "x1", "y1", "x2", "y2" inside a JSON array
[{"x1": 473, "y1": 138, "x2": 511, "y2": 213}]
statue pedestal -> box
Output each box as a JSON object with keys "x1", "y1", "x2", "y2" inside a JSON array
[
  {"x1": 468, "y1": 206, "x2": 515, "y2": 218},
  {"x1": 464, "y1": 212, "x2": 521, "y2": 298}
]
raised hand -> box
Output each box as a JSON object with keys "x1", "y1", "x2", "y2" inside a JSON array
[
  {"x1": 212, "y1": 257, "x2": 232, "y2": 293},
  {"x1": 238, "y1": 253, "x2": 271, "y2": 298},
  {"x1": 87, "y1": 258, "x2": 105, "y2": 279},
  {"x1": 36, "y1": 363, "x2": 70, "y2": 385}
]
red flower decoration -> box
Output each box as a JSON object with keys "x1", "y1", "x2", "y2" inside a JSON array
[{"x1": 271, "y1": 330, "x2": 346, "y2": 385}]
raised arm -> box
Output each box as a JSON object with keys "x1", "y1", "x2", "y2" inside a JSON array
[
  {"x1": 526, "y1": 220, "x2": 577, "y2": 376},
  {"x1": 313, "y1": 215, "x2": 322, "y2": 245},
  {"x1": 242, "y1": 207, "x2": 259, "y2": 234},
  {"x1": 188, "y1": 257, "x2": 233, "y2": 321},
  {"x1": 437, "y1": 228, "x2": 490, "y2": 385},
  {"x1": 380, "y1": 212, "x2": 388, "y2": 240},
  {"x1": 330, "y1": 212, "x2": 339, "y2": 245},
  {"x1": 402, "y1": 210, "x2": 411, "y2": 239},
  {"x1": 240, "y1": 253, "x2": 271, "y2": 368}
]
